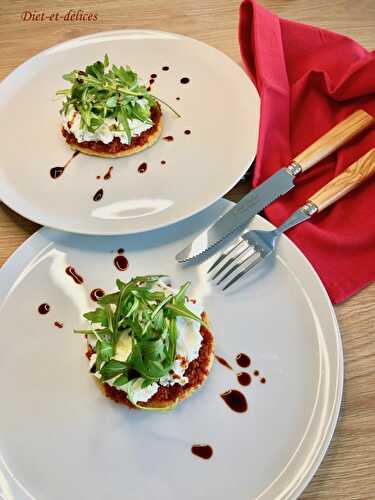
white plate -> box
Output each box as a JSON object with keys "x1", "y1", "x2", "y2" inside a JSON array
[
  {"x1": 0, "y1": 199, "x2": 342, "y2": 500},
  {"x1": 0, "y1": 30, "x2": 259, "y2": 235}
]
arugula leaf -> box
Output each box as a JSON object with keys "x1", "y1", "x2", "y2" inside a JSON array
[
  {"x1": 96, "y1": 340, "x2": 113, "y2": 360},
  {"x1": 56, "y1": 56, "x2": 180, "y2": 137},
  {"x1": 141, "y1": 338, "x2": 165, "y2": 361},
  {"x1": 152, "y1": 308, "x2": 164, "y2": 331},
  {"x1": 106, "y1": 95, "x2": 117, "y2": 108},
  {"x1": 97, "y1": 291, "x2": 119, "y2": 305},
  {"x1": 73, "y1": 327, "x2": 111, "y2": 337},
  {"x1": 95, "y1": 339, "x2": 114, "y2": 370},
  {"x1": 166, "y1": 302, "x2": 205, "y2": 325},
  {"x1": 99, "y1": 359, "x2": 128, "y2": 381},
  {"x1": 104, "y1": 304, "x2": 114, "y2": 333},
  {"x1": 73, "y1": 328, "x2": 95, "y2": 335},
  {"x1": 126, "y1": 296, "x2": 139, "y2": 318},
  {"x1": 77, "y1": 275, "x2": 206, "y2": 408},
  {"x1": 132, "y1": 102, "x2": 152, "y2": 123},
  {"x1": 84, "y1": 307, "x2": 107, "y2": 326},
  {"x1": 116, "y1": 278, "x2": 126, "y2": 290},
  {"x1": 174, "y1": 281, "x2": 191, "y2": 303},
  {"x1": 113, "y1": 373, "x2": 129, "y2": 387},
  {"x1": 62, "y1": 72, "x2": 76, "y2": 83},
  {"x1": 117, "y1": 106, "x2": 131, "y2": 144},
  {"x1": 85, "y1": 60, "x2": 105, "y2": 80}
]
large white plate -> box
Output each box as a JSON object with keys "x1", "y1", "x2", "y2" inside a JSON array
[
  {"x1": 0, "y1": 199, "x2": 342, "y2": 499},
  {"x1": 0, "y1": 30, "x2": 259, "y2": 235}
]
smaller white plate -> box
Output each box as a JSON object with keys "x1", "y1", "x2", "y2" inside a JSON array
[
  {"x1": 0, "y1": 30, "x2": 259, "y2": 234},
  {"x1": 0, "y1": 199, "x2": 342, "y2": 499}
]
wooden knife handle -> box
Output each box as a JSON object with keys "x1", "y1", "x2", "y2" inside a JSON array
[
  {"x1": 293, "y1": 110, "x2": 374, "y2": 172},
  {"x1": 308, "y1": 149, "x2": 375, "y2": 212}
]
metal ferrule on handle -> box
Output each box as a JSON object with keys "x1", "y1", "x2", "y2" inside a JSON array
[
  {"x1": 286, "y1": 161, "x2": 303, "y2": 176},
  {"x1": 277, "y1": 148, "x2": 375, "y2": 235},
  {"x1": 301, "y1": 201, "x2": 319, "y2": 216}
]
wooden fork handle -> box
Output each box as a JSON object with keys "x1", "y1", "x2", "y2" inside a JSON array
[
  {"x1": 308, "y1": 149, "x2": 375, "y2": 212},
  {"x1": 293, "y1": 110, "x2": 374, "y2": 172}
]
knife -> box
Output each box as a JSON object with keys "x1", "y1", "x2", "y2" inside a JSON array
[{"x1": 176, "y1": 109, "x2": 374, "y2": 262}]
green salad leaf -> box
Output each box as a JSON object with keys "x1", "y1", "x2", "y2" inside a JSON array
[
  {"x1": 74, "y1": 275, "x2": 206, "y2": 389},
  {"x1": 56, "y1": 55, "x2": 180, "y2": 135}
]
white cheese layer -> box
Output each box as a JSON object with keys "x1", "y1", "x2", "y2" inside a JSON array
[
  {"x1": 159, "y1": 301, "x2": 203, "y2": 387},
  {"x1": 122, "y1": 378, "x2": 159, "y2": 403},
  {"x1": 88, "y1": 349, "x2": 159, "y2": 403},
  {"x1": 87, "y1": 292, "x2": 203, "y2": 404},
  {"x1": 62, "y1": 101, "x2": 152, "y2": 145}
]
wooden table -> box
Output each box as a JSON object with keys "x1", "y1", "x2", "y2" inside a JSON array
[{"x1": 1, "y1": 1, "x2": 374, "y2": 498}]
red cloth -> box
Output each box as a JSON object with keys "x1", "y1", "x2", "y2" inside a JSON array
[{"x1": 239, "y1": 0, "x2": 375, "y2": 303}]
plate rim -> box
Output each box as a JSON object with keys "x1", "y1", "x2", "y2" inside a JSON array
[
  {"x1": 0, "y1": 203, "x2": 343, "y2": 499},
  {"x1": 0, "y1": 29, "x2": 259, "y2": 236}
]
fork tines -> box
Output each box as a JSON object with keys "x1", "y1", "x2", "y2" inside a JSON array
[{"x1": 207, "y1": 239, "x2": 261, "y2": 290}]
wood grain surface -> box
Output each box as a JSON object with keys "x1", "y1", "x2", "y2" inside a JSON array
[
  {"x1": 294, "y1": 110, "x2": 375, "y2": 172},
  {"x1": 0, "y1": 1, "x2": 374, "y2": 498},
  {"x1": 309, "y1": 149, "x2": 375, "y2": 212}
]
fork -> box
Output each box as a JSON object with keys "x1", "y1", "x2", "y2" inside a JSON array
[{"x1": 209, "y1": 148, "x2": 375, "y2": 290}]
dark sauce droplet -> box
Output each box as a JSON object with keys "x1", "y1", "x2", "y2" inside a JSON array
[
  {"x1": 184, "y1": 130, "x2": 191, "y2": 135},
  {"x1": 96, "y1": 175, "x2": 101, "y2": 180},
  {"x1": 260, "y1": 377, "x2": 267, "y2": 384},
  {"x1": 65, "y1": 266, "x2": 84, "y2": 284},
  {"x1": 161, "y1": 160, "x2": 166, "y2": 165},
  {"x1": 54, "y1": 321, "x2": 63, "y2": 329},
  {"x1": 138, "y1": 162, "x2": 147, "y2": 174},
  {"x1": 162, "y1": 66, "x2": 169, "y2": 71},
  {"x1": 180, "y1": 77, "x2": 190, "y2": 84},
  {"x1": 163, "y1": 136, "x2": 174, "y2": 142},
  {"x1": 150, "y1": 73, "x2": 157, "y2": 79},
  {"x1": 90, "y1": 288, "x2": 105, "y2": 302},
  {"x1": 176, "y1": 97, "x2": 180, "y2": 100},
  {"x1": 117, "y1": 248, "x2": 124, "y2": 254},
  {"x1": 220, "y1": 389, "x2": 248, "y2": 413},
  {"x1": 104, "y1": 166, "x2": 113, "y2": 180},
  {"x1": 149, "y1": 78, "x2": 155, "y2": 85},
  {"x1": 236, "y1": 353, "x2": 251, "y2": 368},
  {"x1": 93, "y1": 189, "x2": 104, "y2": 202},
  {"x1": 253, "y1": 370, "x2": 259, "y2": 377},
  {"x1": 114, "y1": 255, "x2": 129, "y2": 271},
  {"x1": 146, "y1": 86, "x2": 151, "y2": 91},
  {"x1": 191, "y1": 445, "x2": 213, "y2": 460},
  {"x1": 237, "y1": 372, "x2": 251, "y2": 386},
  {"x1": 215, "y1": 355, "x2": 232, "y2": 370},
  {"x1": 38, "y1": 303, "x2": 50, "y2": 315},
  {"x1": 49, "y1": 151, "x2": 80, "y2": 179},
  {"x1": 50, "y1": 166, "x2": 65, "y2": 179}
]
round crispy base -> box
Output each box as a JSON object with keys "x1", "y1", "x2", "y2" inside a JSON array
[
  {"x1": 66, "y1": 115, "x2": 163, "y2": 159},
  {"x1": 92, "y1": 312, "x2": 214, "y2": 411}
]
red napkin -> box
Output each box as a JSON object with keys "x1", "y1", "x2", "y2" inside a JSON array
[{"x1": 239, "y1": 0, "x2": 375, "y2": 304}]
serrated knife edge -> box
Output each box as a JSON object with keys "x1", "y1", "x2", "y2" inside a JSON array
[{"x1": 175, "y1": 167, "x2": 295, "y2": 262}]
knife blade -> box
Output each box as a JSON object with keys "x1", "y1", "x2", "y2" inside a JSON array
[
  {"x1": 176, "y1": 109, "x2": 374, "y2": 262},
  {"x1": 176, "y1": 167, "x2": 295, "y2": 262}
]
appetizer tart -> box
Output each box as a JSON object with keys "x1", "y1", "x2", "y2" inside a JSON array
[
  {"x1": 75, "y1": 275, "x2": 214, "y2": 410},
  {"x1": 56, "y1": 55, "x2": 165, "y2": 158}
]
